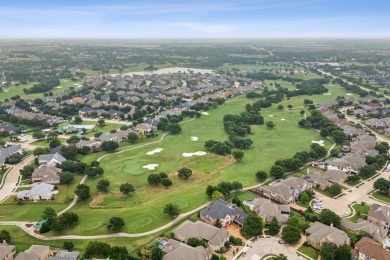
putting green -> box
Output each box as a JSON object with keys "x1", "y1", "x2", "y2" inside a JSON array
[{"x1": 121, "y1": 159, "x2": 146, "y2": 175}]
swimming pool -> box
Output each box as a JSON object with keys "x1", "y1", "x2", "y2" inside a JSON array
[
  {"x1": 385, "y1": 239, "x2": 390, "y2": 248},
  {"x1": 245, "y1": 200, "x2": 255, "y2": 205}
]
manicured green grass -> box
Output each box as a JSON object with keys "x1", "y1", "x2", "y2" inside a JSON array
[
  {"x1": 314, "y1": 188, "x2": 336, "y2": 198},
  {"x1": 372, "y1": 191, "x2": 390, "y2": 204},
  {"x1": 348, "y1": 203, "x2": 370, "y2": 223},
  {"x1": 31, "y1": 138, "x2": 67, "y2": 148},
  {"x1": 0, "y1": 225, "x2": 155, "y2": 256},
  {"x1": 298, "y1": 245, "x2": 319, "y2": 259}
]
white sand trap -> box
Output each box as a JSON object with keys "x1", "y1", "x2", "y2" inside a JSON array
[
  {"x1": 142, "y1": 164, "x2": 158, "y2": 170},
  {"x1": 323, "y1": 92, "x2": 332, "y2": 96},
  {"x1": 281, "y1": 118, "x2": 286, "y2": 121},
  {"x1": 190, "y1": 136, "x2": 199, "y2": 141},
  {"x1": 3, "y1": 88, "x2": 9, "y2": 92},
  {"x1": 346, "y1": 93, "x2": 354, "y2": 96},
  {"x1": 311, "y1": 140, "x2": 325, "y2": 146},
  {"x1": 55, "y1": 86, "x2": 63, "y2": 89},
  {"x1": 182, "y1": 151, "x2": 207, "y2": 157},
  {"x1": 268, "y1": 115, "x2": 274, "y2": 117},
  {"x1": 146, "y1": 148, "x2": 163, "y2": 155},
  {"x1": 201, "y1": 112, "x2": 209, "y2": 115}
]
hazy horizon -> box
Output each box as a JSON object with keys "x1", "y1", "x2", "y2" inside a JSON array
[{"x1": 1, "y1": 0, "x2": 389, "y2": 38}]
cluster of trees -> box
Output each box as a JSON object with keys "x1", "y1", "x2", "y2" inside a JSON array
[
  {"x1": 23, "y1": 77, "x2": 60, "y2": 94},
  {"x1": 101, "y1": 140, "x2": 119, "y2": 151},
  {"x1": 84, "y1": 241, "x2": 130, "y2": 259},
  {"x1": 281, "y1": 217, "x2": 303, "y2": 244},
  {"x1": 147, "y1": 172, "x2": 173, "y2": 188},
  {"x1": 270, "y1": 143, "x2": 327, "y2": 179},
  {"x1": 157, "y1": 116, "x2": 183, "y2": 134},
  {"x1": 241, "y1": 213, "x2": 264, "y2": 238},
  {"x1": 74, "y1": 184, "x2": 91, "y2": 201},
  {"x1": 359, "y1": 154, "x2": 387, "y2": 179},
  {"x1": 319, "y1": 242, "x2": 352, "y2": 260},
  {"x1": 206, "y1": 181, "x2": 243, "y2": 199},
  {"x1": 40, "y1": 207, "x2": 79, "y2": 233},
  {"x1": 374, "y1": 178, "x2": 390, "y2": 195}
]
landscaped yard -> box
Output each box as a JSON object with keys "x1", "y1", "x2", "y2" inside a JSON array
[
  {"x1": 314, "y1": 188, "x2": 336, "y2": 198},
  {"x1": 0, "y1": 85, "x2": 348, "y2": 237},
  {"x1": 372, "y1": 191, "x2": 390, "y2": 204},
  {"x1": 32, "y1": 138, "x2": 67, "y2": 148},
  {"x1": 348, "y1": 203, "x2": 370, "y2": 223},
  {"x1": 298, "y1": 244, "x2": 319, "y2": 259}
]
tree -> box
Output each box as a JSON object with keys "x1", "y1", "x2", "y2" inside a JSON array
[
  {"x1": 109, "y1": 246, "x2": 129, "y2": 259},
  {"x1": 147, "y1": 174, "x2": 161, "y2": 185},
  {"x1": 73, "y1": 116, "x2": 83, "y2": 124},
  {"x1": 373, "y1": 178, "x2": 390, "y2": 194},
  {"x1": 268, "y1": 218, "x2": 280, "y2": 236},
  {"x1": 84, "y1": 242, "x2": 111, "y2": 259},
  {"x1": 187, "y1": 237, "x2": 207, "y2": 248},
  {"x1": 60, "y1": 145, "x2": 78, "y2": 160},
  {"x1": 60, "y1": 172, "x2": 74, "y2": 184},
  {"x1": 328, "y1": 183, "x2": 342, "y2": 196},
  {"x1": 75, "y1": 184, "x2": 90, "y2": 201},
  {"x1": 90, "y1": 161, "x2": 100, "y2": 167},
  {"x1": 256, "y1": 171, "x2": 267, "y2": 181},
  {"x1": 270, "y1": 165, "x2": 285, "y2": 179},
  {"x1": 166, "y1": 123, "x2": 182, "y2": 134},
  {"x1": 277, "y1": 105, "x2": 284, "y2": 110},
  {"x1": 281, "y1": 225, "x2": 301, "y2": 244},
  {"x1": 107, "y1": 217, "x2": 125, "y2": 231},
  {"x1": 119, "y1": 183, "x2": 135, "y2": 195},
  {"x1": 178, "y1": 167, "x2": 193, "y2": 179},
  {"x1": 299, "y1": 192, "x2": 310, "y2": 205},
  {"x1": 63, "y1": 241, "x2": 74, "y2": 251},
  {"x1": 86, "y1": 166, "x2": 104, "y2": 177},
  {"x1": 0, "y1": 230, "x2": 11, "y2": 243},
  {"x1": 59, "y1": 212, "x2": 79, "y2": 228},
  {"x1": 150, "y1": 247, "x2": 163, "y2": 260},
  {"x1": 98, "y1": 119, "x2": 105, "y2": 127},
  {"x1": 49, "y1": 138, "x2": 61, "y2": 148},
  {"x1": 66, "y1": 136, "x2": 80, "y2": 145},
  {"x1": 161, "y1": 178, "x2": 173, "y2": 188},
  {"x1": 42, "y1": 207, "x2": 57, "y2": 219},
  {"x1": 266, "y1": 121, "x2": 275, "y2": 129},
  {"x1": 163, "y1": 203, "x2": 180, "y2": 218},
  {"x1": 47, "y1": 131, "x2": 58, "y2": 140},
  {"x1": 331, "y1": 130, "x2": 346, "y2": 144},
  {"x1": 287, "y1": 104, "x2": 293, "y2": 109},
  {"x1": 241, "y1": 213, "x2": 264, "y2": 238},
  {"x1": 19, "y1": 165, "x2": 35, "y2": 178},
  {"x1": 33, "y1": 147, "x2": 49, "y2": 156},
  {"x1": 232, "y1": 149, "x2": 244, "y2": 162},
  {"x1": 231, "y1": 181, "x2": 243, "y2": 192},
  {"x1": 97, "y1": 179, "x2": 110, "y2": 192},
  {"x1": 101, "y1": 141, "x2": 119, "y2": 151},
  {"x1": 211, "y1": 191, "x2": 224, "y2": 200},
  {"x1": 127, "y1": 132, "x2": 138, "y2": 144},
  {"x1": 319, "y1": 209, "x2": 341, "y2": 227},
  {"x1": 32, "y1": 131, "x2": 45, "y2": 139},
  {"x1": 78, "y1": 146, "x2": 91, "y2": 155},
  {"x1": 336, "y1": 244, "x2": 352, "y2": 259},
  {"x1": 319, "y1": 242, "x2": 337, "y2": 260}
]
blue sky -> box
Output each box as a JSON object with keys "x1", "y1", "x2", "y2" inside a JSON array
[{"x1": 1, "y1": 0, "x2": 389, "y2": 38}]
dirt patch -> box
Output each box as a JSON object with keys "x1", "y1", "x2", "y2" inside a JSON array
[{"x1": 225, "y1": 224, "x2": 247, "y2": 242}]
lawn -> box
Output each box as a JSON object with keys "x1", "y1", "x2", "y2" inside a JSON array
[
  {"x1": 298, "y1": 245, "x2": 319, "y2": 260},
  {"x1": 0, "y1": 83, "x2": 346, "y2": 236},
  {"x1": 314, "y1": 188, "x2": 336, "y2": 198},
  {"x1": 372, "y1": 191, "x2": 390, "y2": 204},
  {"x1": 31, "y1": 138, "x2": 67, "y2": 148},
  {"x1": 348, "y1": 203, "x2": 370, "y2": 222},
  {"x1": 0, "y1": 225, "x2": 155, "y2": 256}
]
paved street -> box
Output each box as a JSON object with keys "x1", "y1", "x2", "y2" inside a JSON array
[{"x1": 0, "y1": 156, "x2": 34, "y2": 203}]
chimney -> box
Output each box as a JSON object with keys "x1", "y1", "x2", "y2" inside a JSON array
[{"x1": 330, "y1": 223, "x2": 334, "y2": 228}]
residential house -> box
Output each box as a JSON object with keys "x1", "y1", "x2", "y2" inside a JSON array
[
  {"x1": 200, "y1": 199, "x2": 247, "y2": 227},
  {"x1": 15, "y1": 245, "x2": 50, "y2": 260},
  {"x1": 340, "y1": 219, "x2": 387, "y2": 243},
  {"x1": 0, "y1": 145, "x2": 22, "y2": 165},
  {"x1": 31, "y1": 166, "x2": 62, "y2": 184},
  {"x1": 323, "y1": 153, "x2": 366, "y2": 174},
  {"x1": 17, "y1": 183, "x2": 57, "y2": 201},
  {"x1": 256, "y1": 177, "x2": 312, "y2": 204},
  {"x1": 365, "y1": 118, "x2": 386, "y2": 129},
  {"x1": 304, "y1": 171, "x2": 330, "y2": 190},
  {"x1": 48, "y1": 250, "x2": 80, "y2": 260},
  {"x1": 0, "y1": 241, "x2": 16, "y2": 260},
  {"x1": 75, "y1": 140, "x2": 101, "y2": 149},
  {"x1": 367, "y1": 204, "x2": 390, "y2": 230},
  {"x1": 0, "y1": 124, "x2": 18, "y2": 134},
  {"x1": 173, "y1": 220, "x2": 230, "y2": 252},
  {"x1": 251, "y1": 198, "x2": 290, "y2": 226},
  {"x1": 97, "y1": 133, "x2": 118, "y2": 143},
  {"x1": 38, "y1": 152, "x2": 66, "y2": 167},
  {"x1": 162, "y1": 239, "x2": 210, "y2": 260},
  {"x1": 352, "y1": 237, "x2": 390, "y2": 260},
  {"x1": 134, "y1": 123, "x2": 156, "y2": 133},
  {"x1": 305, "y1": 221, "x2": 350, "y2": 249},
  {"x1": 340, "y1": 125, "x2": 365, "y2": 137}
]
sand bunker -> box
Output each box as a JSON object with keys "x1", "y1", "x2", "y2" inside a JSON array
[
  {"x1": 55, "y1": 86, "x2": 63, "y2": 89},
  {"x1": 201, "y1": 112, "x2": 209, "y2": 115},
  {"x1": 311, "y1": 140, "x2": 325, "y2": 146},
  {"x1": 146, "y1": 148, "x2": 163, "y2": 155},
  {"x1": 190, "y1": 136, "x2": 199, "y2": 141},
  {"x1": 182, "y1": 151, "x2": 207, "y2": 157},
  {"x1": 281, "y1": 118, "x2": 286, "y2": 121},
  {"x1": 142, "y1": 164, "x2": 158, "y2": 170},
  {"x1": 346, "y1": 93, "x2": 354, "y2": 96},
  {"x1": 323, "y1": 92, "x2": 332, "y2": 96},
  {"x1": 268, "y1": 115, "x2": 274, "y2": 117}
]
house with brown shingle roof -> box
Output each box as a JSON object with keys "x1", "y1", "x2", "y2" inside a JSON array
[
  {"x1": 305, "y1": 221, "x2": 350, "y2": 249},
  {"x1": 162, "y1": 239, "x2": 210, "y2": 260},
  {"x1": 173, "y1": 220, "x2": 229, "y2": 252},
  {"x1": 367, "y1": 204, "x2": 390, "y2": 230},
  {"x1": 251, "y1": 198, "x2": 290, "y2": 226},
  {"x1": 352, "y1": 237, "x2": 390, "y2": 260},
  {"x1": 31, "y1": 166, "x2": 61, "y2": 184}
]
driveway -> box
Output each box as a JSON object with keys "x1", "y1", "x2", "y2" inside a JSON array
[
  {"x1": 0, "y1": 155, "x2": 34, "y2": 203},
  {"x1": 240, "y1": 237, "x2": 301, "y2": 260}
]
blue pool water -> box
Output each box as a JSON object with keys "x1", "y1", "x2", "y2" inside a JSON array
[
  {"x1": 246, "y1": 200, "x2": 255, "y2": 205},
  {"x1": 385, "y1": 239, "x2": 390, "y2": 248}
]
